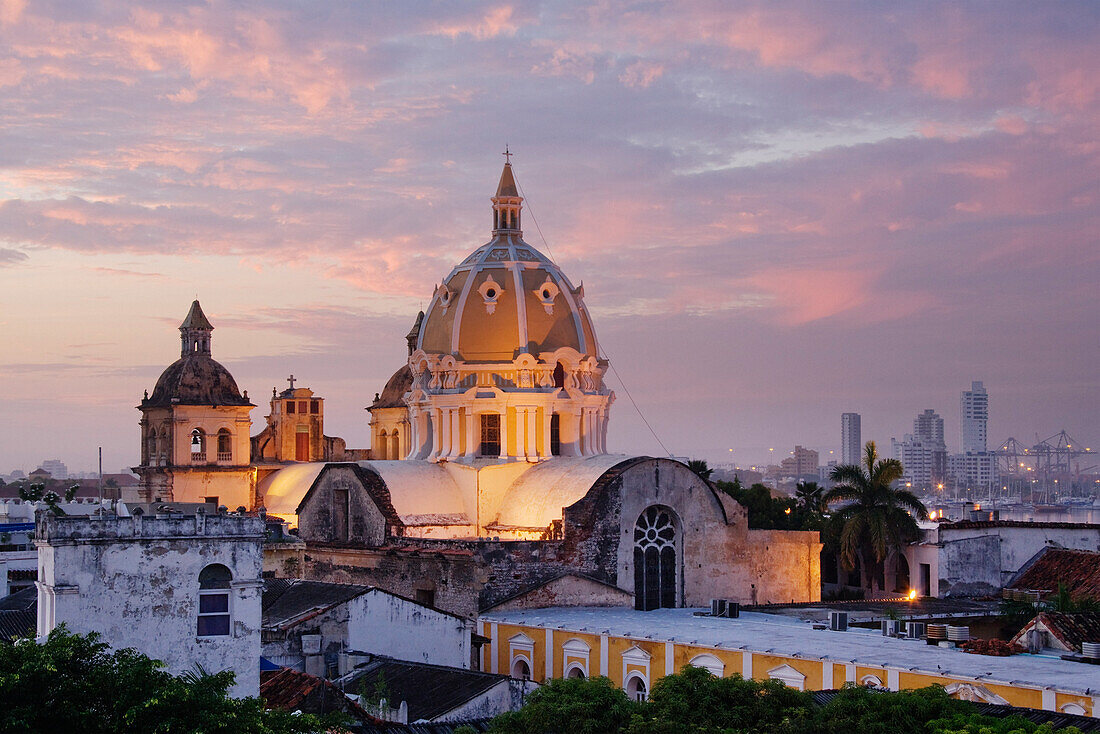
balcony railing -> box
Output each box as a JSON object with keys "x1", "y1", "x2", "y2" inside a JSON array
[
  {"x1": 217, "y1": 451, "x2": 232, "y2": 462},
  {"x1": 191, "y1": 451, "x2": 206, "y2": 463}
]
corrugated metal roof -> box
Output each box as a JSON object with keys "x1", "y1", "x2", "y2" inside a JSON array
[
  {"x1": 344, "y1": 658, "x2": 511, "y2": 722},
  {"x1": 0, "y1": 609, "x2": 35, "y2": 642},
  {"x1": 262, "y1": 578, "x2": 370, "y2": 630}
]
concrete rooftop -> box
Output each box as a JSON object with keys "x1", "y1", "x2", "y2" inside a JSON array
[{"x1": 481, "y1": 606, "x2": 1100, "y2": 695}]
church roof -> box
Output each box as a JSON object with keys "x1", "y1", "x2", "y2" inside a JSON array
[
  {"x1": 416, "y1": 163, "x2": 598, "y2": 362},
  {"x1": 369, "y1": 364, "x2": 412, "y2": 410},
  {"x1": 341, "y1": 658, "x2": 510, "y2": 723},
  {"x1": 490, "y1": 454, "x2": 645, "y2": 530},
  {"x1": 179, "y1": 299, "x2": 213, "y2": 330},
  {"x1": 145, "y1": 354, "x2": 252, "y2": 408},
  {"x1": 144, "y1": 301, "x2": 251, "y2": 408},
  {"x1": 495, "y1": 162, "x2": 519, "y2": 197}
]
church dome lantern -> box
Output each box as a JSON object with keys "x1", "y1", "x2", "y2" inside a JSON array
[{"x1": 404, "y1": 157, "x2": 614, "y2": 463}]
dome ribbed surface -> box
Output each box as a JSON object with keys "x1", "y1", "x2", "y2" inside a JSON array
[{"x1": 145, "y1": 355, "x2": 252, "y2": 408}]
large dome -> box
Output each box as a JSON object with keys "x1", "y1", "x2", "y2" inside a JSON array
[{"x1": 416, "y1": 162, "x2": 598, "y2": 362}]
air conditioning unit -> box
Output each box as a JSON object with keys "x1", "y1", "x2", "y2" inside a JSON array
[
  {"x1": 946, "y1": 625, "x2": 970, "y2": 642},
  {"x1": 1081, "y1": 641, "x2": 1100, "y2": 659},
  {"x1": 906, "y1": 622, "x2": 926, "y2": 639},
  {"x1": 882, "y1": 620, "x2": 899, "y2": 637},
  {"x1": 710, "y1": 599, "x2": 739, "y2": 618},
  {"x1": 829, "y1": 611, "x2": 848, "y2": 631}
]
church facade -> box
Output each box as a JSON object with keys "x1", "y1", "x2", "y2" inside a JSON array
[{"x1": 134, "y1": 160, "x2": 821, "y2": 614}]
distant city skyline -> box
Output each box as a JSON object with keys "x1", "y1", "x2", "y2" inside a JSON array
[{"x1": 1, "y1": 2, "x2": 1096, "y2": 473}]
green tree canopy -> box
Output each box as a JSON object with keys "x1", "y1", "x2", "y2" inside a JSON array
[
  {"x1": 486, "y1": 672, "x2": 1085, "y2": 734},
  {"x1": 0, "y1": 626, "x2": 346, "y2": 734},
  {"x1": 486, "y1": 676, "x2": 638, "y2": 734}
]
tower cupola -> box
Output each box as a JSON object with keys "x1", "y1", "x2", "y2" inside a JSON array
[
  {"x1": 180, "y1": 300, "x2": 214, "y2": 357},
  {"x1": 491, "y1": 150, "x2": 522, "y2": 235}
]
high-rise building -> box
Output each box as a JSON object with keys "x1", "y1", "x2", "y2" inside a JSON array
[
  {"x1": 39, "y1": 459, "x2": 68, "y2": 479},
  {"x1": 913, "y1": 409, "x2": 945, "y2": 445},
  {"x1": 892, "y1": 409, "x2": 947, "y2": 491},
  {"x1": 841, "y1": 413, "x2": 861, "y2": 466},
  {"x1": 779, "y1": 445, "x2": 819, "y2": 480},
  {"x1": 961, "y1": 381, "x2": 988, "y2": 454}
]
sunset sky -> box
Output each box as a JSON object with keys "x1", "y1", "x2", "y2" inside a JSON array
[{"x1": 1, "y1": 1, "x2": 1097, "y2": 474}]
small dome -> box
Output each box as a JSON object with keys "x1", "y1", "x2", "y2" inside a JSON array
[
  {"x1": 416, "y1": 163, "x2": 598, "y2": 362},
  {"x1": 145, "y1": 354, "x2": 252, "y2": 408},
  {"x1": 143, "y1": 300, "x2": 252, "y2": 408},
  {"x1": 371, "y1": 364, "x2": 412, "y2": 409}
]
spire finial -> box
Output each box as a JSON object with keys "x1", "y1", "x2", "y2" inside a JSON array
[{"x1": 503, "y1": 145, "x2": 512, "y2": 165}]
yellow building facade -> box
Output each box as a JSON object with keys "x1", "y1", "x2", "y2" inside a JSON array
[{"x1": 479, "y1": 609, "x2": 1099, "y2": 716}]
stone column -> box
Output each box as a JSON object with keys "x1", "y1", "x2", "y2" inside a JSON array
[
  {"x1": 540, "y1": 407, "x2": 552, "y2": 458},
  {"x1": 448, "y1": 408, "x2": 462, "y2": 459},
  {"x1": 514, "y1": 407, "x2": 526, "y2": 459},
  {"x1": 465, "y1": 410, "x2": 476, "y2": 458},
  {"x1": 526, "y1": 407, "x2": 537, "y2": 458},
  {"x1": 499, "y1": 407, "x2": 510, "y2": 459}
]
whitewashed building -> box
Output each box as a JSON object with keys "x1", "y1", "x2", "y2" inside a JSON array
[
  {"x1": 35, "y1": 509, "x2": 264, "y2": 698},
  {"x1": 262, "y1": 579, "x2": 474, "y2": 676}
]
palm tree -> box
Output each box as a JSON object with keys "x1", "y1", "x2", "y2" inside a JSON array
[
  {"x1": 824, "y1": 441, "x2": 928, "y2": 595},
  {"x1": 686, "y1": 459, "x2": 714, "y2": 481},
  {"x1": 795, "y1": 481, "x2": 826, "y2": 515}
]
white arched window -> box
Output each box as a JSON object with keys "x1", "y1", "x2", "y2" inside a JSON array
[
  {"x1": 625, "y1": 673, "x2": 648, "y2": 701},
  {"x1": 511, "y1": 657, "x2": 531, "y2": 680},
  {"x1": 566, "y1": 665, "x2": 586, "y2": 679},
  {"x1": 197, "y1": 564, "x2": 232, "y2": 636},
  {"x1": 688, "y1": 654, "x2": 725, "y2": 677}
]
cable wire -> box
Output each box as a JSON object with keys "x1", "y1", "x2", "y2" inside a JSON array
[{"x1": 514, "y1": 166, "x2": 672, "y2": 458}]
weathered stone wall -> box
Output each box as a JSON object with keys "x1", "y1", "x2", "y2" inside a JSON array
[
  {"x1": 611, "y1": 459, "x2": 822, "y2": 607},
  {"x1": 936, "y1": 534, "x2": 1003, "y2": 596},
  {"x1": 487, "y1": 574, "x2": 633, "y2": 611},
  {"x1": 939, "y1": 524, "x2": 1100, "y2": 592},
  {"x1": 297, "y1": 465, "x2": 388, "y2": 545},
  {"x1": 37, "y1": 513, "x2": 264, "y2": 698},
  {"x1": 290, "y1": 544, "x2": 484, "y2": 619}
]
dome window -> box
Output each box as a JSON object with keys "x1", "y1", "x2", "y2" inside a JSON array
[
  {"x1": 435, "y1": 283, "x2": 452, "y2": 313},
  {"x1": 532, "y1": 276, "x2": 559, "y2": 315},
  {"x1": 478, "y1": 275, "x2": 504, "y2": 314}
]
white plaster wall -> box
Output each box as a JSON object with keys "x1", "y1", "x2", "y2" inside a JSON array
[
  {"x1": 433, "y1": 680, "x2": 517, "y2": 722},
  {"x1": 348, "y1": 589, "x2": 472, "y2": 668},
  {"x1": 936, "y1": 525, "x2": 1100, "y2": 592},
  {"x1": 37, "y1": 514, "x2": 263, "y2": 698}
]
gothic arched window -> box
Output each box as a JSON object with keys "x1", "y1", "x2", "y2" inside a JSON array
[
  {"x1": 197, "y1": 564, "x2": 232, "y2": 636},
  {"x1": 633, "y1": 506, "x2": 677, "y2": 611}
]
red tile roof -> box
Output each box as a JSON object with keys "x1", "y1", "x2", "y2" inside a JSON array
[
  {"x1": 1011, "y1": 548, "x2": 1100, "y2": 601},
  {"x1": 1035, "y1": 611, "x2": 1100, "y2": 652},
  {"x1": 259, "y1": 668, "x2": 378, "y2": 723}
]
